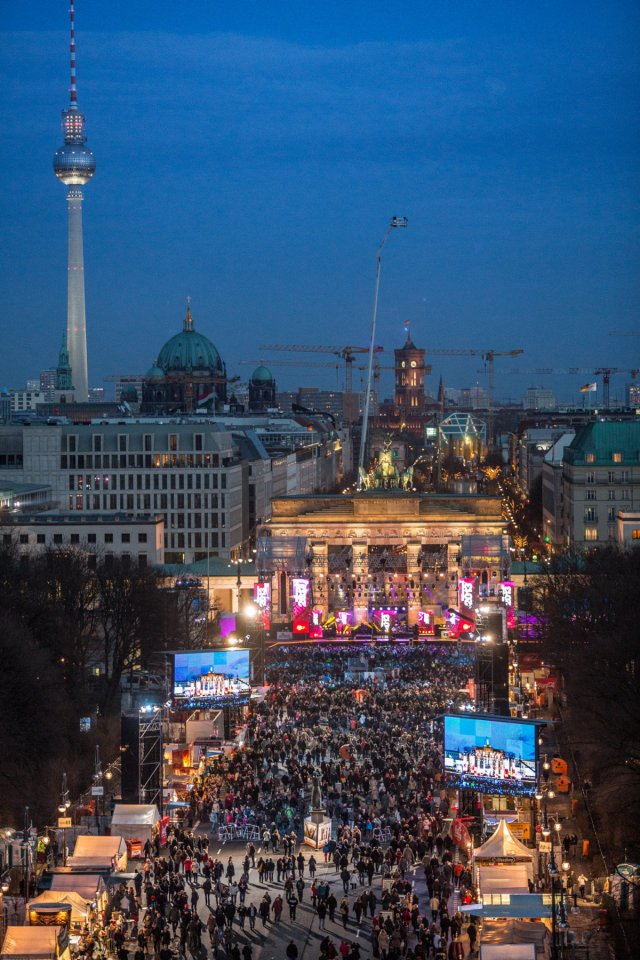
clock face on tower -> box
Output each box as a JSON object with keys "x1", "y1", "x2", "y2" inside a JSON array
[
  {"x1": 410, "y1": 361, "x2": 417, "y2": 368},
  {"x1": 401, "y1": 361, "x2": 406, "y2": 368}
]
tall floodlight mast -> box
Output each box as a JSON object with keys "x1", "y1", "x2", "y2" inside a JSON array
[
  {"x1": 53, "y1": 0, "x2": 96, "y2": 401},
  {"x1": 357, "y1": 216, "x2": 408, "y2": 487}
]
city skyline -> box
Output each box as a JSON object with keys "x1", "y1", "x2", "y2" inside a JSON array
[{"x1": 1, "y1": 0, "x2": 639, "y2": 402}]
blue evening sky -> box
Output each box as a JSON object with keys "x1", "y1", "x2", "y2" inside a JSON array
[{"x1": 1, "y1": 1, "x2": 639, "y2": 402}]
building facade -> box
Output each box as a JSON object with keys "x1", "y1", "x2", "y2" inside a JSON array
[
  {"x1": 258, "y1": 490, "x2": 508, "y2": 629},
  {"x1": 0, "y1": 512, "x2": 164, "y2": 566},
  {"x1": 559, "y1": 421, "x2": 640, "y2": 548},
  {"x1": 0, "y1": 416, "x2": 350, "y2": 565}
]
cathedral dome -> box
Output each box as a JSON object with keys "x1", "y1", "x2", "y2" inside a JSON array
[
  {"x1": 250, "y1": 364, "x2": 274, "y2": 383},
  {"x1": 157, "y1": 306, "x2": 224, "y2": 375}
]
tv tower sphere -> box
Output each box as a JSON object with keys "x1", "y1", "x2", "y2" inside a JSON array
[{"x1": 53, "y1": 125, "x2": 96, "y2": 185}]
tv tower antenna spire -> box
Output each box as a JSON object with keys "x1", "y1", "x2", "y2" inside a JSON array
[{"x1": 53, "y1": 0, "x2": 96, "y2": 402}]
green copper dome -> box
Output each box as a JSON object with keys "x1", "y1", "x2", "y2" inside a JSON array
[
  {"x1": 251, "y1": 364, "x2": 274, "y2": 383},
  {"x1": 157, "y1": 306, "x2": 224, "y2": 375},
  {"x1": 145, "y1": 365, "x2": 165, "y2": 380}
]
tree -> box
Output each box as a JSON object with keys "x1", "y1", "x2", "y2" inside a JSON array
[
  {"x1": 534, "y1": 546, "x2": 640, "y2": 855},
  {"x1": 93, "y1": 558, "x2": 160, "y2": 715}
]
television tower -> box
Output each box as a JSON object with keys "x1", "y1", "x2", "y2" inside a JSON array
[{"x1": 53, "y1": 0, "x2": 96, "y2": 401}]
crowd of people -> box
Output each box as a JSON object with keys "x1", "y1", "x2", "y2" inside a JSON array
[{"x1": 76, "y1": 644, "x2": 481, "y2": 960}]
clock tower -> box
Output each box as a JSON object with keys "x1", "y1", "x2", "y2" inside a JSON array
[{"x1": 394, "y1": 321, "x2": 427, "y2": 415}]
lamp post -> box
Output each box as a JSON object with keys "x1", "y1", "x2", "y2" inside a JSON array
[
  {"x1": 57, "y1": 772, "x2": 71, "y2": 866},
  {"x1": 93, "y1": 746, "x2": 103, "y2": 828},
  {"x1": 358, "y1": 216, "x2": 408, "y2": 486}
]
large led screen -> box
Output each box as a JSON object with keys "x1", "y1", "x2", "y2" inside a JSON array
[
  {"x1": 443, "y1": 713, "x2": 538, "y2": 794},
  {"x1": 173, "y1": 650, "x2": 250, "y2": 699}
]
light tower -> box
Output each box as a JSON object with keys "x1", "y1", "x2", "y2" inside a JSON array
[{"x1": 53, "y1": 0, "x2": 95, "y2": 402}]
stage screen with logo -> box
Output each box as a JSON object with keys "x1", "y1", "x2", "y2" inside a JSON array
[
  {"x1": 172, "y1": 650, "x2": 250, "y2": 699},
  {"x1": 443, "y1": 713, "x2": 538, "y2": 795}
]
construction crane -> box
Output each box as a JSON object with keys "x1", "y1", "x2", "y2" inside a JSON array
[
  {"x1": 257, "y1": 344, "x2": 383, "y2": 393},
  {"x1": 425, "y1": 347, "x2": 524, "y2": 446},
  {"x1": 481, "y1": 365, "x2": 640, "y2": 408},
  {"x1": 241, "y1": 358, "x2": 399, "y2": 408}
]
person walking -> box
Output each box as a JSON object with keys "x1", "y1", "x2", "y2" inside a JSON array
[
  {"x1": 287, "y1": 893, "x2": 299, "y2": 920},
  {"x1": 286, "y1": 941, "x2": 299, "y2": 960},
  {"x1": 317, "y1": 900, "x2": 327, "y2": 930}
]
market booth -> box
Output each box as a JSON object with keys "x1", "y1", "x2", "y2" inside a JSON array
[
  {"x1": 49, "y1": 873, "x2": 106, "y2": 915},
  {"x1": 27, "y1": 892, "x2": 91, "y2": 932},
  {"x1": 473, "y1": 821, "x2": 535, "y2": 892},
  {"x1": 1, "y1": 926, "x2": 71, "y2": 960},
  {"x1": 479, "y1": 920, "x2": 549, "y2": 958},
  {"x1": 110, "y1": 805, "x2": 162, "y2": 858},
  {"x1": 66, "y1": 836, "x2": 127, "y2": 873}
]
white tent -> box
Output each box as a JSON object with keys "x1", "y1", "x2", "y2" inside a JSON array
[
  {"x1": 480, "y1": 920, "x2": 549, "y2": 959},
  {"x1": 27, "y1": 891, "x2": 89, "y2": 931},
  {"x1": 111, "y1": 805, "x2": 160, "y2": 843},
  {"x1": 478, "y1": 865, "x2": 530, "y2": 895},
  {"x1": 1, "y1": 926, "x2": 70, "y2": 960},
  {"x1": 473, "y1": 820, "x2": 535, "y2": 884},
  {"x1": 67, "y1": 835, "x2": 127, "y2": 871},
  {"x1": 480, "y1": 947, "x2": 536, "y2": 960},
  {"x1": 49, "y1": 873, "x2": 106, "y2": 904}
]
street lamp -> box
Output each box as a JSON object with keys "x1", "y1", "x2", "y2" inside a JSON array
[{"x1": 358, "y1": 215, "x2": 408, "y2": 486}]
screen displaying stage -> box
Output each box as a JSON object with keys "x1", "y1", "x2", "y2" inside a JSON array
[
  {"x1": 172, "y1": 649, "x2": 250, "y2": 699},
  {"x1": 443, "y1": 713, "x2": 538, "y2": 794}
]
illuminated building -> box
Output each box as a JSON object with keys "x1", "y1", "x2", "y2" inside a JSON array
[
  {"x1": 52, "y1": 0, "x2": 96, "y2": 402},
  {"x1": 258, "y1": 487, "x2": 508, "y2": 629}
]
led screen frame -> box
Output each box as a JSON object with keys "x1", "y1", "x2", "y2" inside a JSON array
[{"x1": 443, "y1": 712, "x2": 542, "y2": 796}]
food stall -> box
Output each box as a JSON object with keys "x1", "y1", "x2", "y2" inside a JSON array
[
  {"x1": 1, "y1": 926, "x2": 71, "y2": 960},
  {"x1": 110, "y1": 805, "x2": 163, "y2": 858},
  {"x1": 49, "y1": 874, "x2": 106, "y2": 916},
  {"x1": 66, "y1": 836, "x2": 127, "y2": 873},
  {"x1": 27, "y1": 893, "x2": 92, "y2": 932}
]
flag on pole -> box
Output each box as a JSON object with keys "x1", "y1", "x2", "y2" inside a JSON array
[
  {"x1": 579, "y1": 382, "x2": 597, "y2": 393},
  {"x1": 196, "y1": 388, "x2": 215, "y2": 405}
]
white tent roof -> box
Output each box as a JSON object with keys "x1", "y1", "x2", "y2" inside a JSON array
[
  {"x1": 478, "y1": 864, "x2": 530, "y2": 895},
  {"x1": 50, "y1": 874, "x2": 105, "y2": 899},
  {"x1": 480, "y1": 920, "x2": 549, "y2": 959},
  {"x1": 1, "y1": 926, "x2": 64, "y2": 958},
  {"x1": 474, "y1": 820, "x2": 534, "y2": 861},
  {"x1": 480, "y1": 947, "x2": 536, "y2": 960},
  {"x1": 111, "y1": 804, "x2": 159, "y2": 826},
  {"x1": 71, "y1": 835, "x2": 126, "y2": 859},
  {"x1": 28, "y1": 891, "x2": 89, "y2": 922}
]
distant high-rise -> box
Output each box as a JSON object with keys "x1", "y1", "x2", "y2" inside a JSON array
[{"x1": 52, "y1": 0, "x2": 95, "y2": 402}]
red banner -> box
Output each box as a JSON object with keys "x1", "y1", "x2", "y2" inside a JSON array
[{"x1": 451, "y1": 817, "x2": 472, "y2": 852}]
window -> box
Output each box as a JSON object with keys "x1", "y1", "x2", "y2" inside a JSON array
[
  {"x1": 53, "y1": 534, "x2": 63, "y2": 544},
  {"x1": 138, "y1": 553, "x2": 147, "y2": 568},
  {"x1": 118, "y1": 434, "x2": 127, "y2": 452},
  {"x1": 608, "y1": 489, "x2": 616, "y2": 500},
  {"x1": 70, "y1": 534, "x2": 80, "y2": 544},
  {"x1": 608, "y1": 471, "x2": 616, "y2": 483},
  {"x1": 138, "y1": 532, "x2": 147, "y2": 543},
  {"x1": 632, "y1": 529, "x2": 640, "y2": 540},
  {"x1": 3, "y1": 534, "x2": 12, "y2": 545},
  {"x1": 144, "y1": 434, "x2": 152, "y2": 452},
  {"x1": 612, "y1": 452, "x2": 623, "y2": 463},
  {"x1": 584, "y1": 527, "x2": 598, "y2": 542},
  {"x1": 607, "y1": 507, "x2": 616, "y2": 522},
  {"x1": 169, "y1": 434, "x2": 178, "y2": 452},
  {"x1": 586, "y1": 489, "x2": 596, "y2": 501},
  {"x1": 121, "y1": 533, "x2": 131, "y2": 543},
  {"x1": 621, "y1": 488, "x2": 631, "y2": 500},
  {"x1": 194, "y1": 434, "x2": 203, "y2": 451},
  {"x1": 585, "y1": 452, "x2": 595, "y2": 463},
  {"x1": 586, "y1": 471, "x2": 595, "y2": 484},
  {"x1": 584, "y1": 507, "x2": 597, "y2": 522},
  {"x1": 104, "y1": 533, "x2": 114, "y2": 544},
  {"x1": 93, "y1": 434, "x2": 102, "y2": 452},
  {"x1": 88, "y1": 533, "x2": 97, "y2": 544},
  {"x1": 19, "y1": 533, "x2": 28, "y2": 544},
  {"x1": 37, "y1": 534, "x2": 45, "y2": 544}
]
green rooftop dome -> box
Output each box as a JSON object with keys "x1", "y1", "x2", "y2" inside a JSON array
[
  {"x1": 145, "y1": 364, "x2": 165, "y2": 380},
  {"x1": 157, "y1": 306, "x2": 224, "y2": 375},
  {"x1": 251, "y1": 364, "x2": 274, "y2": 383}
]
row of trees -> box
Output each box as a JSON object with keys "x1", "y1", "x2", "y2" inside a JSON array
[
  {"x1": 0, "y1": 545, "x2": 209, "y2": 824},
  {"x1": 533, "y1": 546, "x2": 640, "y2": 859}
]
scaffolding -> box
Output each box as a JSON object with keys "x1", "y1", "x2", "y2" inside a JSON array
[{"x1": 138, "y1": 708, "x2": 163, "y2": 813}]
